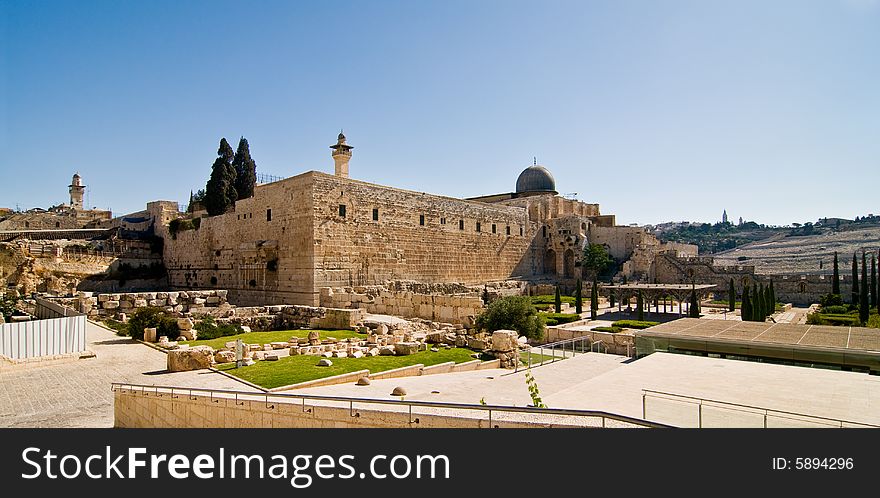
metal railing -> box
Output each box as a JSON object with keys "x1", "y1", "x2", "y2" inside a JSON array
[
  {"x1": 111, "y1": 382, "x2": 671, "y2": 429},
  {"x1": 641, "y1": 389, "x2": 880, "y2": 428},
  {"x1": 516, "y1": 336, "x2": 603, "y2": 372}
]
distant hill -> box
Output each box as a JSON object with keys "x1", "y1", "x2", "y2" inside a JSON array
[{"x1": 648, "y1": 217, "x2": 880, "y2": 275}]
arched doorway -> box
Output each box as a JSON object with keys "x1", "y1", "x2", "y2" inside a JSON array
[
  {"x1": 544, "y1": 249, "x2": 557, "y2": 275},
  {"x1": 563, "y1": 249, "x2": 575, "y2": 278}
]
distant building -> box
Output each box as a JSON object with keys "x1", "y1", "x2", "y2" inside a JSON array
[
  {"x1": 0, "y1": 173, "x2": 112, "y2": 230},
  {"x1": 722, "y1": 209, "x2": 728, "y2": 224}
]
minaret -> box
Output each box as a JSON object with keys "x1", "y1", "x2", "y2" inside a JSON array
[
  {"x1": 330, "y1": 131, "x2": 353, "y2": 178},
  {"x1": 722, "y1": 209, "x2": 728, "y2": 224},
  {"x1": 69, "y1": 173, "x2": 84, "y2": 210}
]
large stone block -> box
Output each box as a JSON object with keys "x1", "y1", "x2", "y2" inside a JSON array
[
  {"x1": 143, "y1": 327, "x2": 157, "y2": 343},
  {"x1": 491, "y1": 330, "x2": 518, "y2": 352},
  {"x1": 394, "y1": 342, "x2": 420, "y2": 356},
  {"x1": 167, "y1": 348, "x2": 214, "y2": 372}
]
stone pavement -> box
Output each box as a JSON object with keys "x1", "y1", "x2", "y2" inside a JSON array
[{"x1": 0, "y1": 321, "x2": 256, "y2": 428}]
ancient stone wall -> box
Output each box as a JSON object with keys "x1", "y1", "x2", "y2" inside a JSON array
[
  {"x1": 311, "y1": 172, "x2": 538, "y2": 289},
  {"x1": 79, "y1": 289, "x2": 230, "y2": 319},
  {"x1": 319, "y1": 285, "x2": 484, "y2": 325}
]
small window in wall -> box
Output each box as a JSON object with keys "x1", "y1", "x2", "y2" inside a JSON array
[
  {"x1": 492, "y1": 224, "x2": 496, "y2": 234},
  {"x1": 55, "y1": 222, "x2": 60, "y2": 228},
  {"x1": 267, "y1": 208, "x2": 272, "y2": 221},
  {"x1": 440, "y1": 217, "x2": 446, "y2": 225},
  {"x1": 339, "y1": 204, "x2": 346, "y2": 217},
  {"x1": 520, "y1": 227, "x2": 523, "y2": 236},
  {"x1": 506, "y1": 226, "x2": 510, "y2": 236},
  {"x1": 25, "y1": 222, "x2": 29, "y2": 228},
  {"x1": 476, "y1": 222, "x2": 481, "y2": 232},
  {"x1": 419, "y1": 214, "x2": 425, "y2": 226},
  {"x1": 210, "y1": 276, "x2": 218, "y2": 285},
  {"x1": 459, "y1": 219, "x2": 464, "y2": 230},
  {"x1": 372, "y1": 208, "x2": 379, "y2": 221},
  {"x1": 542, "y1": 226, "x2": 547, "y2": 238}
]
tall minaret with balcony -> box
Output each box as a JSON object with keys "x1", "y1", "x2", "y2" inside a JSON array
[
  {"x1": 330, "y1": 131, "x2": 353, "y2": 178},
  {"x1": 69, "y1": 173, "x2": 85, "y2": 210}
]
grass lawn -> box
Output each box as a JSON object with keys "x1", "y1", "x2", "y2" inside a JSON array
[
  {"x1": 519, "y1": 351, "x2": 561, "y2": 366},
  {"x1": 709, "y1": 300, "x2": 785, "y2": 312},
  {"x1": 217, "y1": 347, "x2": 477, "y2": 389},
  {"x1": 180, "y1": 329, "x2": 364, "y2": 350}
]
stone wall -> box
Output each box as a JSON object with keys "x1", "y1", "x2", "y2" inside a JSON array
[
  {"x1": 113, "y1": 388, "x2": 632, "y2": 428},
  {"x1": 80, "y1": 289, "x2": 230, "y2": 319},
  {"x1": 318, "y1": 284, "x2": 484, "y2": 325}
]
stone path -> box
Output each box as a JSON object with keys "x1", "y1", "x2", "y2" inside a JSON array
[{"x1": 0, "y1": 321, "x2": 256, "y2": 428}]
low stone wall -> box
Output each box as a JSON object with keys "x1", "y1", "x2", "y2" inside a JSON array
[
  {"x1": 270, "y1": 369, "x2": 370, "y2": 392},
  {"x1": 544, "y1": 326, "x2": 635, "y2": 357},
  {"x1": 318, "y1": 283, "x2": 486, "y2": 325},
  {"x1": 77, "y1": 289, "x2": 230, "y2": 319},
  {"x1": 114, "y1": 389, "x2": 604, "y2": 428}
]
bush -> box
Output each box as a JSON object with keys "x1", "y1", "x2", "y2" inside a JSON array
[
  {"x1": 611, "y1": 320, "x2": 660, "y2": 330},
  {"x1": 476, "y1": 296, "x2": 544, "y2": 341},
  {"x1": 168, "y1": 218, "x2": 200, "y2": 239},
  {"x1": 821, "y1": 305, "x2": 850, "y2": 315},
  {"x1": 531, "y1": 295, "x2": 575, "y2": 305},
  {"x1": 194, "y1": 316, "x2": 243, "y2": 340},
  {"x1": 126, "y1": 307, "x2": 179, "y2": 340},
  {"x1": 819, "y1": 294, "x2": 843, "y2": 307},
  {"x1": 539, "y1": 313, "x2": 581, "y2": 325},
  {"x1": 806, "y1": 313, "x2": 860, "y2": 326},
  {"x1": 592, "y1": 326, "x2": 623, "y2": 333},
  {"x1": 103, "y1": 319, "x2": 129, "y2": 337}
]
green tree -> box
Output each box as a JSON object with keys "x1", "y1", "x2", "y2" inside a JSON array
[
  {"x1": 763, "y1": 284, "x2": 772, "y2": 318},
  {"x1": 754, "y1": 283, "x2": 764, "y2": 321},
  {"x1": 475, "y1": 296, "x2": 544, "y2": 341},
  {"x1": 860, "y1": 251, "x2": 869, "y2": 326},
  {"x1": 232, "y1": 137, "x2": 257, "y2": 201},
  {"x1": 769, "y1": 280, "x2": 776, "y2": 313},
  {"x1": 204, "y1": 138, "x2": 237, "y2": 216},
  {"x1": 851, "y1": 253, "x2": 859, "y2": 305},
  {"x1": 871, "y1": 253, "x2": 877, "y2": 309},
  {"x1": 728, "y1": 278, "x2": 736, "y2": 312},
  {"x1": 582, "y1": 243, "x2": 612, "y2": 279},
  {"x1": 554, "y1": 286, "x2": 561, "y2": 313},
  {"x1": 741, "y1": 285, "x2": 752, "y2": 321},
  {"x1": 688, "y1": 289, "x2": 700, "y2": 318},
  {"x1": 590, "y1": 281, "x2": 599, "y2": 320},
  {"x1": 575, "y1": 279, "x2": 583, "y2": 314},
  {"x1": 637, "y1": 289, "x2": 644, "y2": 321},
  {"x1": 832, "y1": 251, "x2": 840, "y2": 295},
  {"x1": 0, "y1": 292, "x2": 20, "y2": 321}
]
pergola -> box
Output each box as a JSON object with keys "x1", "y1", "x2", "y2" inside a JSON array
[{"x1": 601, "y1": 283, "x2": 717, "y2": 316}]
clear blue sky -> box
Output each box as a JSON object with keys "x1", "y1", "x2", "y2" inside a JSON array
[{"x1": 1, "y1": 0, "x2": 878, "y2": 226}]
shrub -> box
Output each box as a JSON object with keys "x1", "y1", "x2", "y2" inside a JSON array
[
  {"x1": 539, "y1": 313, "x2": 581, "y2": 325},
  {"x1": 611, "y1": 320, "x2": 660, "y2": 330},
  {"x1": 194, "y1": 316, "x2": 243, "y2": 340},
  {"x1": 807, "y1": 313, "x2": 860, "y2": 326},
  {"x1": 476, "y1": 296, "x2": 544, "y2": 341},
  {"x1": 820, "y1": 294, "x2": 843, "y2": 307},
  {"x1": 592, "y1": 326, "x2": 623, "y2": 333},
  {"x1": 126, "y1": 307, "x2": 179, "y2": 340},
  {"x1": 821, "y1": 305, "x2": 850, "y2": 315},
  {"x1": 103, "y1": 319, "x2": 129, "y2": 337},
  {"x1": 168, "y1": 218, "x2": 199, "y2": 239}
]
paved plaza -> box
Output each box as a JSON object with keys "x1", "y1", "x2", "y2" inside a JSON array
[{"x1": 0, "y1": 321, "x2": 256, "y2": 428}]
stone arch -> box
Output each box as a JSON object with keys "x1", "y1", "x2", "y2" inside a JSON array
[
  {"x1": 563, "y1": 249, "x2": 575, "y2": 278},
  {"x1": 798, "y1": 281, "x2": 807, "y2": 293},
  {"x1": 544, "y1": 249, "x2": 557, "y2": 275}
]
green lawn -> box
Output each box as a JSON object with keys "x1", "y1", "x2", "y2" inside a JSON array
[
  {"x1": 217, "y1": 347, "x2": 477, "y2": 389},
  {"x1": 180, "y1": 329, "x2": 364, "y2": 350},
  {"x1": 519, "y1": 351, "x2": 561, "y2": 366},
  {"x1": 709, "y1": 300, "x2": 785, "y2": 312}
]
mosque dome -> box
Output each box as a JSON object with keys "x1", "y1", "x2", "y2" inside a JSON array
[{"x1": 515, "y1": 165, "x2": 557, "y2": 194}]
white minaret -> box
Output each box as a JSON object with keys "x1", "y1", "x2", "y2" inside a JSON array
[
  {"x1": 330, "y1": 131, "x2": 353, "y2": 178},
  {"x1": 69, "y1": 173, "x2": 84, "y2": 210}
]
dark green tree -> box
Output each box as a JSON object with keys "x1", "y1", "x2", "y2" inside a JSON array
[
  {"x1": 637, "y1": 289, "x2": 644, "y2": 321},
  {"x1": 475, "y1": 296, "x2": 544, "y2": 341},
  {"x1": 728, "y1": 278, "x2": 736, "y2": 312},
  {"x1": 590, "y1": 281, "x2": 599, "y2": 320},
  {"x1": 232, "y1": 137, "x2": 257, "y2": 201},
  {"x1": 204, "y1": 138, "x2": 236, "y2": 216},
  {"x1": 554, "y1": 286, "x2": 561, "y2": 314},
  {"x1": 860, "y1": 251, "x2": 869, "y2": 325},
  {"x1": 851, "y1": 253, "x2": 859, "y2": 305},
  {"x1": 609, "y1": 289, "x2": 615, "y2": 308},
  {"x1": 753, "y1": 284, "x2": 762, "y2": 321},
  {"x1": 688, "y1": 290, "x2": 700, "y2": 318},
  {"x1": 582, "y1": 243, "x2": 612, "y2": 280},
  {"x1": 741, "y1": 285, "x2": 752, "y2": 322},
  {"x1": 764, "y1": 284, "x2": 772, "y2": 318},
  {"x1": 871, "y1": 253, "x2": 877, "y2": 309},
  {"x1": 769, "y1": 280, "x2": 776, "y2": 313},
  {"x1": 832, "y1": 251, "x2": 840, "y2": 295},
  {"x1": 575, "y1": 279, "x2": 583, "y2": 314}
]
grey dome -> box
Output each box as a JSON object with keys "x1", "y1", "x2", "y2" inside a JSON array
[{"x1": 515, "y1": 165, "x2": 556, "y2": 194}]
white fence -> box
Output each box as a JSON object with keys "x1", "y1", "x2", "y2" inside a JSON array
[{"x1": 0, "y1": 315, "x2": 87, "y2": 359}]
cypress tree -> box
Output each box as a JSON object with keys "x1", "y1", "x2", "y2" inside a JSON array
[
  {"x1": 871, "y1": 253, "x2": 877, "y2": 309},
  {"x1": 205, "y1": 138, "x2": 236, "y2": 216},
  {"x1": 590, "y1": 281, "x2": 599, "y2": 320},
  {"x1": 728, "y1": 278, "x2": 736, "y2": 312},
  {"x1": 554, "y1": 286, "x2": 561, "y2": 314},
  {"x1": 637, "y1": 289, "x2": 644, "y2": 321},
  {"x1": 764, "y1": 284, "x2": 773, "y2": 317},
  {"x1": 755, "y1": 284, "x2": 764, "y2": 320},
  {"x1": 232, "y1": 137, "x2": 257, "y2": 201},
  {"x1": 860, "y1": 251, "x2": 869, "y2": 325},
  {"x1": 769, "y1": 280, "x2": 776, "y2": 313},
  {"x1": 688, "y1": 290, "x2": 700, "y2": 318},
  {"x1": 741, "y1": 285, "x2": 752, "y2": 321},
  {"x1": 832, "y1": 251, "x2": 840, "y2": 296},
  {"x1": 851, "y1": 253, "x2": 859, "y2": 305},
  {"x1": 575, "y1": 279, "x2": 583, "y2": 314},
  {"x1": 609, "y1": 289, "x2": 615, "y2": 308}
]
